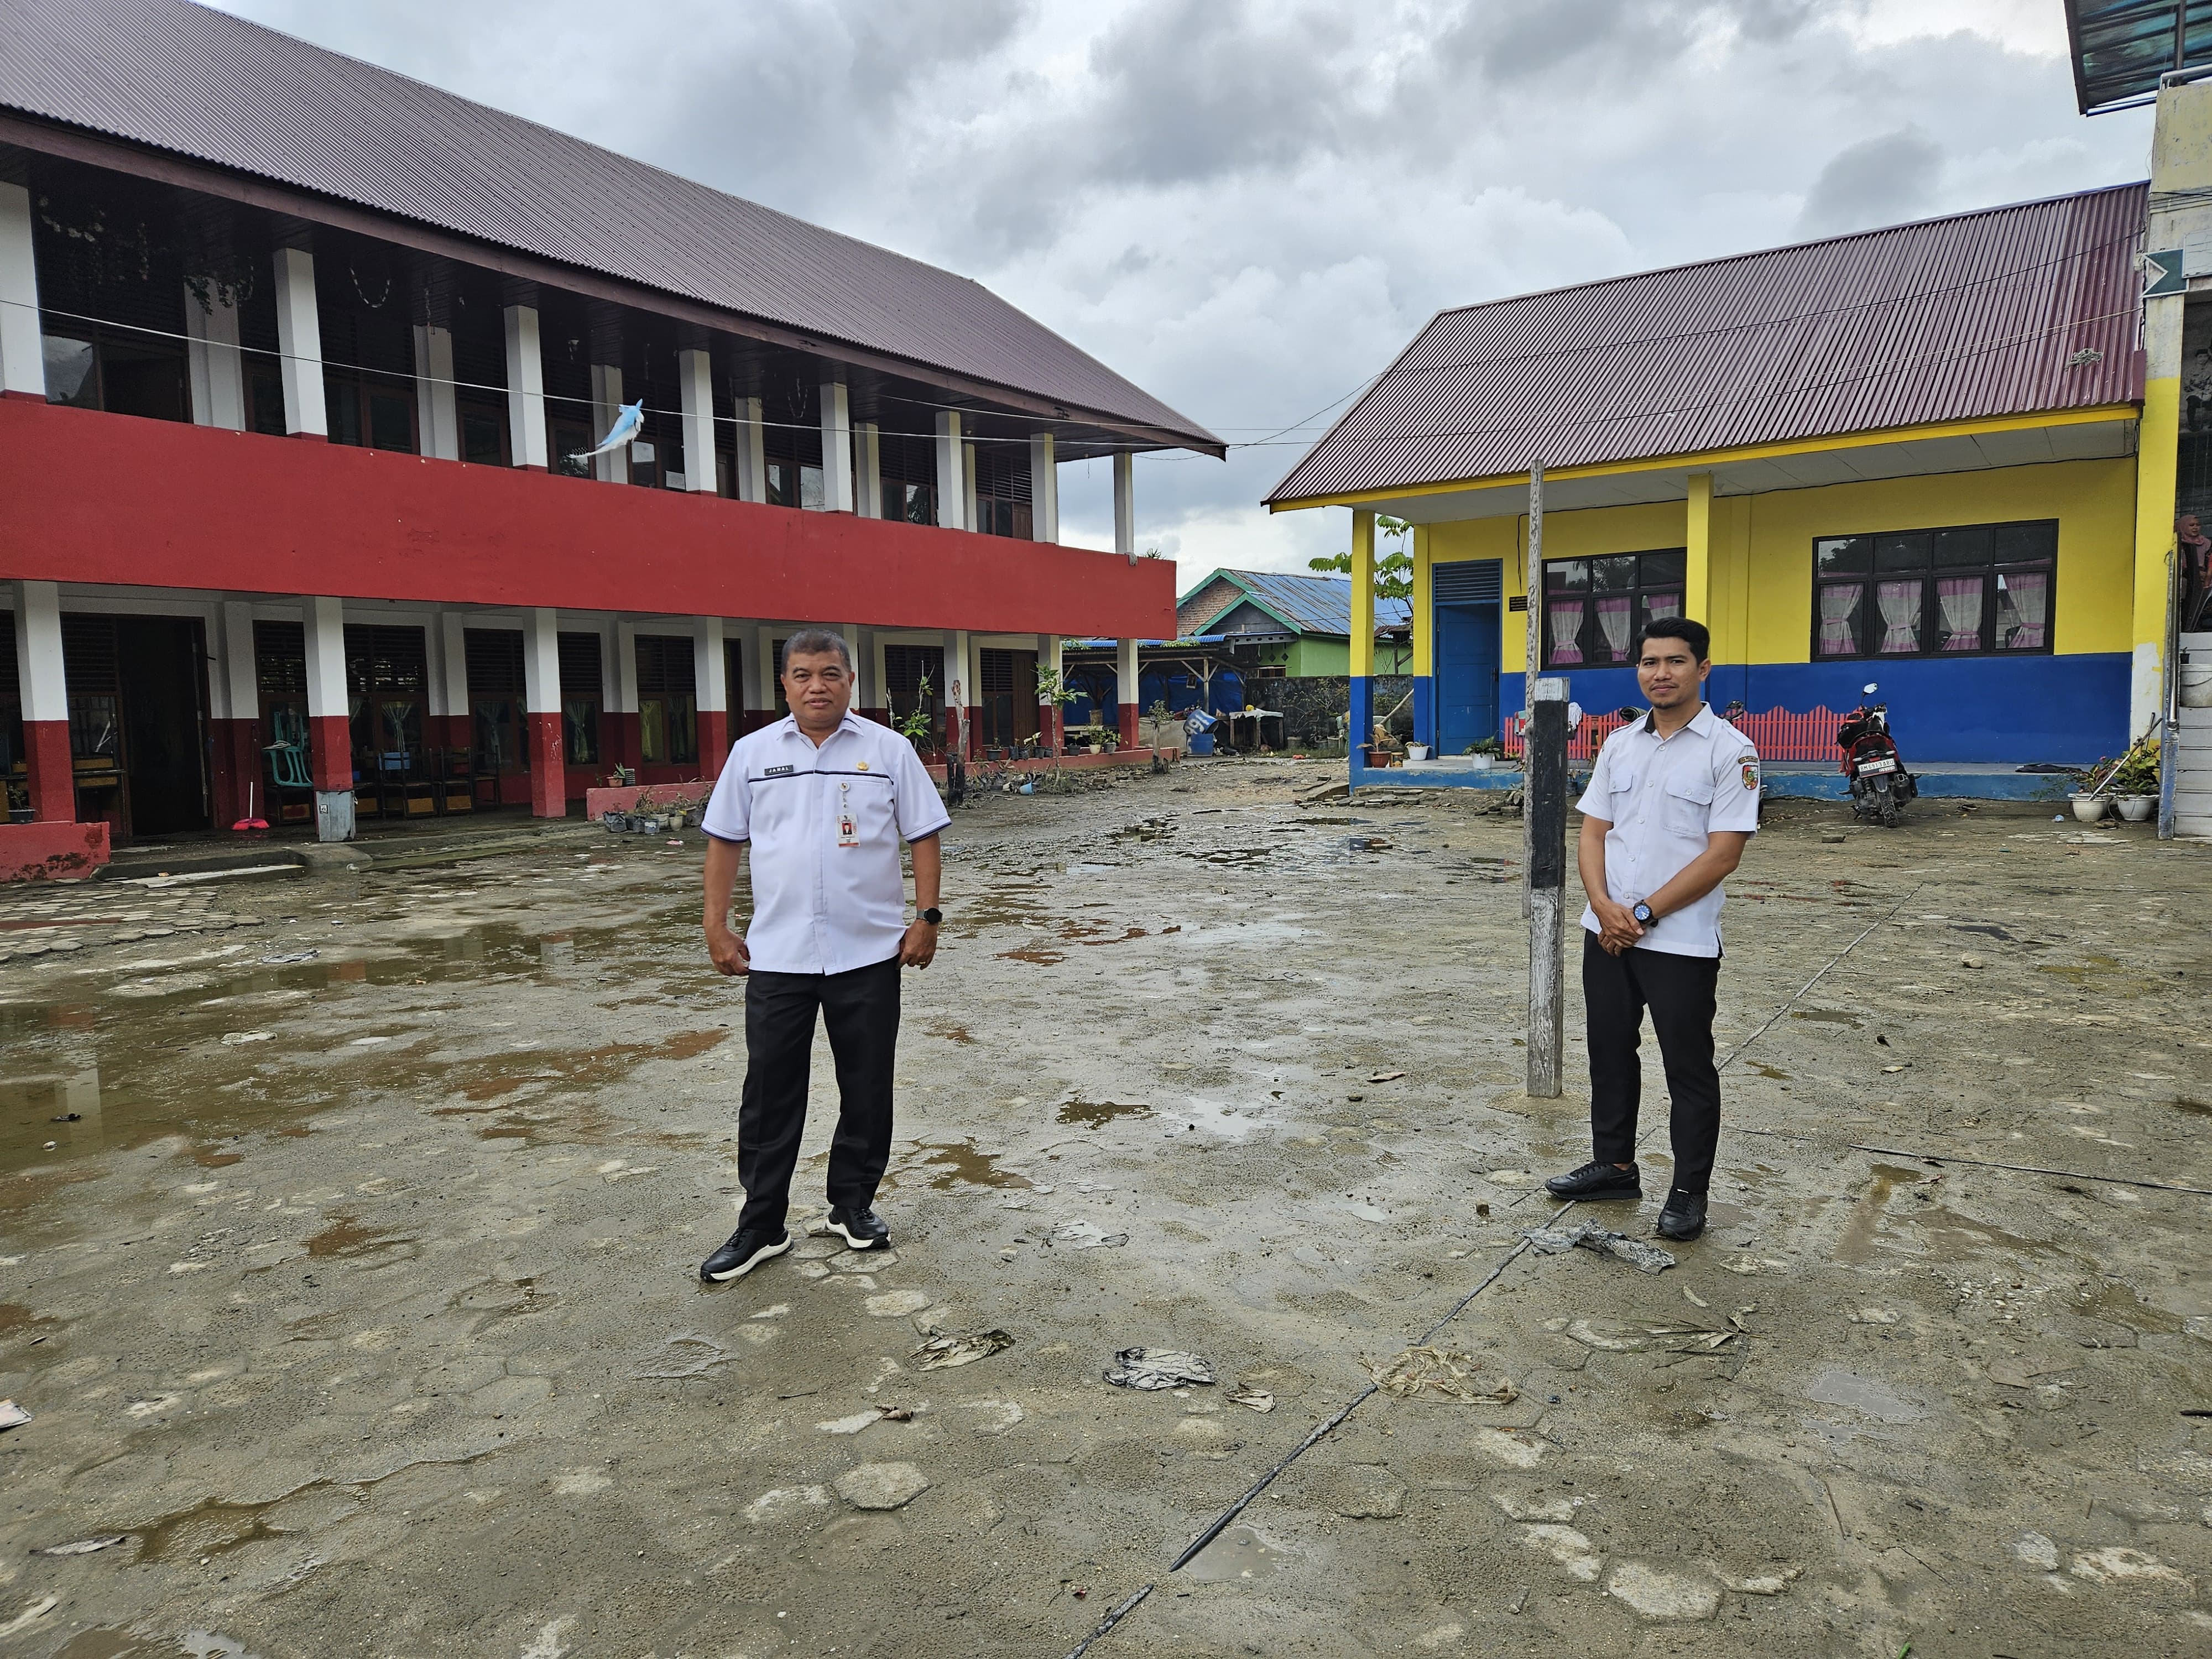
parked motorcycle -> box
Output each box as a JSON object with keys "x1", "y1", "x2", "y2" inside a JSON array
[{"x1": 1835, "y1": 683, "x2": 1917, "y2": 827}]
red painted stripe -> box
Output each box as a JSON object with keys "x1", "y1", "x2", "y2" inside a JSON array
[
  {"x1": 309, "y1": 714, "x2": 351, "y2": 792},
  {"x1": 24, "y1": 721, "x2": 72, "y2": 822},
  {"x1": 528, "y1": 712, "x2": 566, "y2": 818}
]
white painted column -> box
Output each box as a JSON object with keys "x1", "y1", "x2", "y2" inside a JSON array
[
  {"x1": 302, "y1": 596, "x2": 352, "y2": 840},
  {"x1": 503, "y1": 304, "x2": 549, "y2": 469},
  {"x1": 439, "y1": 613, "x2": 470, "y2": 747},
  {"x1": 854, "y1": 422, "x2": 881, "y2": 519},
  {"x1": 735, "y1": 394, "x2": 766, "y2": 503},
  {"x1": 964, "y1": 441, "x2": 980, "y2": 534},
  {"x1": 695, "y1": 615, "x2": 727, "y2": 717},
  {"x1": 13, "y1": 580, "x2": 64, "y2": 724},
  {"x1": 820, "y1": 378, "x2": 854, "y2": 512},
  {"x1": 217, "y1": 601, "x2": 258, "y2": 726},
  {"x1": 184, "y1": 284, "x2": 246, "y2": 430},
  {"x1": 413, "y1": 324, "x2": 458, "y2": 460},
  {"x1": 934, "y1": 410, "x2": 965, "y2": 530},
  {"x1": 756, "y1": 624, "x2": 780, "y2": 711},
  {"x1": 272, "y1": 247, "x2": 326, "y2": 439},
  {"x1": 589, "y1": 363, "x2": 625, "y2": 483},
  {"x1": 841, "y1": 623, "x2": 867, "y2": 707},
  {"x1": 604, "y1": 620, "x2": 630, "y2": 718},
  {"x1": 946, "y1": 628, "x2": 972, "y2": 757},
  {"x1": 1039, "y1": 632, "x2": 1062, "y2": 749},
  {"x1": 523, "y1": 608, "x2": 560, "y2": 715},
  {"x1": 679, "y1": 350, "x2": 716, "y2": 494},
  {"x1": 1030, "y1": 432, "x2": 1058, "y2": 542},
  {"x1": 0, "y1": 182, "x2": 41, "y2": 399},
  {"x1": 872, "y1": 633, "x2": 890, "y2": 716},
  {"x1": 1113, "y1": 451, "x2": 1136, "y2": 560}
]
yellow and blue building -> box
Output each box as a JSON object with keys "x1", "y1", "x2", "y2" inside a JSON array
[{"x1": 1267, "y1": 181, "x2": 2162, "y2": 791}]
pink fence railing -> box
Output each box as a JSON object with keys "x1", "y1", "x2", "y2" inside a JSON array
[{"x1": 1501, "y1": 706, "x2": 1843, "y2": 763}]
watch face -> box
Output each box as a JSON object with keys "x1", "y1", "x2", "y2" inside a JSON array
[{"x1": 1633, "y1": 904, "x2": 1653, "y2": 923}]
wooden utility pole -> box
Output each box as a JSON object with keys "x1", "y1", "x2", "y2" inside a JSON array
[{"x1": 1526, "y1": 675, "x2": 1569, "y2": 1098}]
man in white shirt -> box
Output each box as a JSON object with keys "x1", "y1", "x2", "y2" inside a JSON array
[
  {"x1": 695, "y1": 629, "x2": 951, "y2": 1282},
  {"x1": 1544, "y1": 617, "x2": 1759, "y2": 1240}
]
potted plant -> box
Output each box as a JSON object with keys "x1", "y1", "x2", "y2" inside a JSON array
[
  {"x1": 2107, "y1": 739, "x2": 2159, "y2": 822},
  {"x1": 891, "y1": 671, "x2": 937, "y2": 757},
  {"x1": 1034, "y1": 665, "x2": 1078, "y2": 770}
]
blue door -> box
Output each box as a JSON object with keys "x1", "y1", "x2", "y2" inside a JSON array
[{"x1": 1434, "y1": 560, "x2": 1502, "y2": 754}]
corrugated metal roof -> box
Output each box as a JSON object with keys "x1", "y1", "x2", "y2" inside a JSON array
[
  {"x1": 1179, "y1": 568, "x2": 1412, "y2": 638},
  {"x1": 0, "y1": 0, "x2": 1219, "y2": 452},
  {"x1": 1268, "y1": 182, "x2": 2147, "y2": 505}
]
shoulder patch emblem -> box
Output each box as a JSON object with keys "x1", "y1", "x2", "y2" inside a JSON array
[{"x1": 1740, "y1": 752, "x2": 1759, "y2": 790}]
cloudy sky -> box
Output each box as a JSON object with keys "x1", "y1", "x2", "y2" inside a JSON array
[{"x1": 216, "y1": 0, "x2": 2152, "y2": 592}]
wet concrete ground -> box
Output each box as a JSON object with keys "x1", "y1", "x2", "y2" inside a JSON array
[{"x1": 2, "y1": 762, "x2": 2210, "y2": 1658}]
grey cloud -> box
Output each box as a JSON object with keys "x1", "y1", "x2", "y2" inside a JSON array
[{"x1": 1796, "y1": 127, "x2": 1944, "y2": 237}]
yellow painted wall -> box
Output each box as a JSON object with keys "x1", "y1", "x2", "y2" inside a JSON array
[{"x1": 1425, "y1": 456, "x2": 2136, "y2": 671}]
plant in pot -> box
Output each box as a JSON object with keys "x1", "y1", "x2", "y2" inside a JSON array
[
  {"x1": 2107, "y1": 738, "x2": 2160, "y2": 821},
  {"x1": 1034, "y1": 666, "x2": 1078, "y2": 771}
]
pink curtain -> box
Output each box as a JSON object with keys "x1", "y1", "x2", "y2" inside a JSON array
[
  {"x1": 1595, "y1": 596, "x2": 1632, "y2": 662},
  {"x1": 1997, "y1": 571, "x2": 2047, "y2": 649},
  {"x1": 1937, "y1": 576, "x2": 1983, "y2": 651},
  {"x1": 1818, "y1": 583, "x2": 1860, "y2": 656},
  {"x1": 1644, "y1": 592, "x2": 1681, "y2": 623},
  {"x1": 1876, "y1": 579, "x2": 1921, "y2": 653},
  {"x1": 1547, "y1": 600, "x2": 1585, "y2": 665}
]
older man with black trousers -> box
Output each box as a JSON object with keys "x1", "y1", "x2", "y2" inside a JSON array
[
  {"x1": 1545, "y1": 617, "x2": 1759, "y2": 1240},
  {"x1": 695, "y1": 629, "x2": 950, "y2": 1282}
]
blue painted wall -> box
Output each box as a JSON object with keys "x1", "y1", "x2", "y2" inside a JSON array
[{"x1": 1492, "y1": 653, "x2": 2128, "y2": 764}]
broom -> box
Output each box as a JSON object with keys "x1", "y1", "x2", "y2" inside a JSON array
[{"x1": 232, "y1": 780, "x2": 268, "y2": 832}]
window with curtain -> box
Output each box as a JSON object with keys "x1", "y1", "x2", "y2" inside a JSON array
[
  {"x1": 1812, "y1": 521, "x2": 2056, "y2": 659},
  {"x1": 634, "y1": 634, "x2": 698, "y2": 765},
  {"x1": 1541, "y1": 550, "x2": 1686, "y2": 669}
]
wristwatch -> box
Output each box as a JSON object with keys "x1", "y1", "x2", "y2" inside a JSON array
[
  {"x1": 918, "y1": 907, "x2": 942, "y2": 926},
  {"x1": 1631, "y1": 902, "x2": 1655, "y2": 925}
]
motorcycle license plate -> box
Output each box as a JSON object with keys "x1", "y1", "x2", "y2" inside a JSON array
[{"x1": 1856, "y1": 757, "x2": 1898, "y2": 775}]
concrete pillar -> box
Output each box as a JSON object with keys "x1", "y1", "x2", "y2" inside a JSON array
[
  {"x1": 413, "y1": 325, "x2": 459, "y2": 461},
  {"x1": 503, "y1": 304, "x2": 549, "y2": 471},
  {"x1": 212, "y1": 601, "x2": 260, "y2": 827},
  {"x1": 820, "y1": 378, "x2": 854, "y2": 512},
  {"x1": 589, "y1": 363, "x2": 625, "y2": 483},
  {"x1": 870, "y1": 633, "x2": 891, "y2": 727},
  {"x1": 522, "y1": 606, "x2": 565, "y2": 816},
  {"x1": 1039, "y1": 633, "x2": 1063, "y2": 750},
  {"x1": 679, "y1": 350, "x2": 717, "y2": 494},
  {"x1": 756, "y1": 624, "x2": 781, "y2": 716},
  {"x1": 1685, "y1": 471, "x2": 1714, "y2": 627},
  {"x1": 1030, "y1": 432, "x2": 1058, "y2": 542},
  {"x1": 1116, "y1": 637, "x2": 1141, "y2": 747},
  {"x1": 1113, "y1": 451, "x2": 1136, "y2": 560},
  {"x1": 735, "y1": 395, "x2": 766, "y2": 503},
  {"x1": 935, "y1": 411, "x2": 965, "y2": 530},
  {"x1": 841, "y1": 624, "x2": 873, "y2": 717},
  {"x1": 11, "y1": 581, "x2": 71, "y2": 820},
  {"x1": 1350, "y1": 510, "x2": 1376, "y2": 768},
  {"x1": 611, "y1": 621, "x2": 642, "y2": 770},
  {"x1": 696, "y1": 615, "x2": 729, "y2": 776},
  {"x1": 2136, "y1": 291, "x2": 2183, "y2": 740},
  {"x1": 438, "y1": 612, "x2": 471, "y2": 753},
  {"x1": 946, "y1": 629, "x2": 973, "y2": 758},
  {"x1": 301, "y1": 596, "x2": 353, "y2": 840},
  {"x1": 963, "y1": 441, "x2": 980, "y2": 534},
  {"x1": 185, "y1": 284, "x2": 246, "y2": 430},
  {"x1": 855, "y1": 422, "x2": 882, "y2": 519},
  {"x1": 272, "y1": 247, "x2": 326, "y2": 439},
  {"x1": 1410, "y1": 524, "x2": 1435, "y2": 751},
  {"x1": 0, "y1": 182, "x2": 41, "y2": 400}
]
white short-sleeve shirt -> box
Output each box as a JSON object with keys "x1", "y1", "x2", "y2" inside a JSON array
[
  {"x1": 1574, "y1": 704, "x2": 1760, "y2": 959},
  {"x1": 700, "y1": 711, "x2": 952, "y2": 975}
]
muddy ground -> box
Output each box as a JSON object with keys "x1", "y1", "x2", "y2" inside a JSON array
[{"x1": 2, "y1": 759, "x2": 2210, "y2": 1659}]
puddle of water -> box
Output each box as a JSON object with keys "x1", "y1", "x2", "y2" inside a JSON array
[
  {"x1": 931, "y1": 1025, "x2": 977, "y2": 1046},
  {"x1": 1055, "y1": 1100, "x2": 1155, "y2": 1128},
  {"x1": 51, "y1": 1632, "x2": 149, "y2": 1659},
  {"x1": 1747, "y1": 1062, "x2": 1791, "y2": 1080},
  {"x1": 2173, "y1": 1098, "x2": 2212, "y2": 1118},
  {"x1": 1834, "y1": 1164, "x2": 1919, "y2": 1264},
  {"x1": 1806, "y1": 1366, "x2": 1926, "y2": 1424},
  {"x1": 304, "y1": 1216, "x2": 416, "y2": 1258},
  {"x1": 0, "y1": 1301, "x2": 58, "y2": 1339},
  {"x1": 998, "y1": 945, "x2": 1066, "y2": 966},
  {"x1": 1907, "y1": 1207, "x2": 2058, "y2": 1261},
  {"x1": 907, "y1": 1141, "x2": 1032, "y2": 1191},
  {"x1": 135, "y1": 1497, "x2": 285, "y2": 1563},
  {"x1": 1182, "y1": 1525, "x2": 1290, "y2": 1583}
]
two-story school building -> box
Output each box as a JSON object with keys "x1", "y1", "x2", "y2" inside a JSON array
[
  {"x1": 0, "y1": 0, "x2": 1217, "y2": 869},
  {"x1": 1266, "y1": 180, "x2": 2159, "y2": 777}
]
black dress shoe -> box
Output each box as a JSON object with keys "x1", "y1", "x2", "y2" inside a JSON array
[
  {"x1": 827, "y1": 1206, "x2": 890, "y2": 1251},
  {"x1": 1545, "y1": 1160, "x2": 1642, "y2": 1200},
  {"x1": 700, "y1": 1226, "x2": 790, "y2": 1283},
  {"x1": 1656, "y1": 1188, "x2": 1707, "y2": 1240}
]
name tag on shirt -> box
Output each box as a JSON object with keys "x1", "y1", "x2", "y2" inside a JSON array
[
  {"x1": 764, "y1": 764, "x2": 795, "y2": 778},
  {"x1": 836, "y1": 812, "x2": 859, "y2": 848}
]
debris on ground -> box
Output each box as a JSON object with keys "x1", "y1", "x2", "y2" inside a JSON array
[
  {"x1": 1229, "y1": 1386, "x2": 1276, "y2": 1412},
  {"x1": 33, "y1": 1536, "x2": 126, "y2": 1557},
  {"x1": 1566, "y1": 1318, "x2": 1744, "y2": 1356},
  {"x1": 218, "y1": 1031, "x2": 273, "y2": 1046},
  {"x1": 912, "y1": 1329, "x2": 1014, "y2": 1370},
  {"x1": 257, "y1": 950, "x2": 319, "y2": 964},
  {"x1": 1103, "y1": 1348, "x2": 1215, "y2": 1389},
  {"x1": 833, "y1": 1461, "x2": 930, "y2": 1510},
  {"x1": 1047, "y1": 1219, "x2": 1129, "y2": 1249},
  {"x1": 1366, "y1": 1070, "x2": 1405, "y2": 1083},
  {"x1": 0, "y1": 1400, "x2": 29, "y2": 1431},
  {"x1": 1524, "y1": 1222, "x2": 1677, "y2": 1274},
  {"x1": 1363, "y1": 1345, "x2": 1519, "y2": 1404}
]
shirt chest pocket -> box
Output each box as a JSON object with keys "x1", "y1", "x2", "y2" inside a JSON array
[
  {"x1": 1662, "y1": 771, "x2": 1715, "y2": 836},
  {"x1": 839, "y1": 776, "x2": 896, "y2": 843}
]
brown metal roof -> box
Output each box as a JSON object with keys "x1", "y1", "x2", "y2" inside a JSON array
[
  {"x1": 0, "y1": 0, "x2": 1220, "y2": 454},
  {"x1": 1267, "y1": 182, "x2": 2147, "y2": 506}
]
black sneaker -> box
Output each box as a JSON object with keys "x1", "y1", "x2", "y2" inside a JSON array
[
  {"x1": 1656, "y1": 1188, "x2": 1707, "y2": 1241},
  {"x1": 1544, "y1": 1160, "x2": 1643, "y2": 1200},
  {"x1": 826, "y1": 1206, "x2": 890, "y2": 1251},
  {"x1": 699, "y1": 1226, "x2": 790, "y2": 1283}
]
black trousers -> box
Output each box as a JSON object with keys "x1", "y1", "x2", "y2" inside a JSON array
[
  {"x1": 1582, "y1": 932, "x2": 1722, "y2": 1192},
  {"x1": 737, "y1": 955, "x2": 901, "y2": 1234}
]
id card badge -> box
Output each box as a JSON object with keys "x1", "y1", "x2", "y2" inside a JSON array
[{"x1": 835, "y1": 781, "x2": 859, "y2": 848}]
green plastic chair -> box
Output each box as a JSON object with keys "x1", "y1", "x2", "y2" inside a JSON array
[{"x1": 264, "y1": 708, "x2": 312, "y2": 791}]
